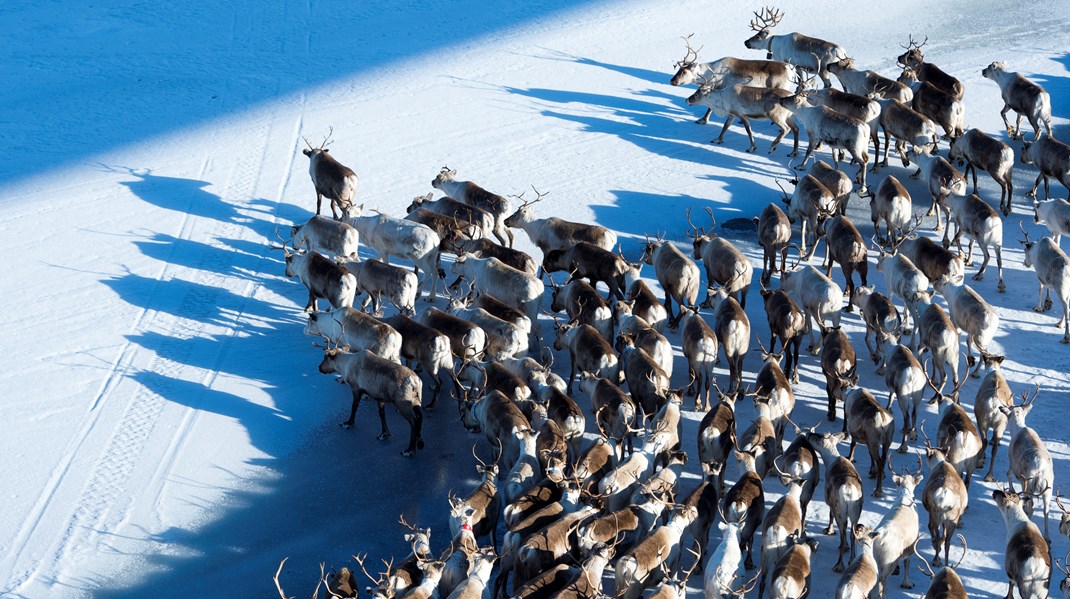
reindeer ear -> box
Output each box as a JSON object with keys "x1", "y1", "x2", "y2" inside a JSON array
[
  {"x1": 303, "y1": 149, "x2": 312, "y2": 156},
  {"x1": 404, "y1": 533, "x2": 415, "y2": 542}
]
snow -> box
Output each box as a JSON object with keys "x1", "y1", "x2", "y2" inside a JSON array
[{"x1": 2, "y1": 0, "x2": 1070, "y2": 597}]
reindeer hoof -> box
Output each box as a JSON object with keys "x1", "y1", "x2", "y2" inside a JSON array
[
  {"x1": 984, "y1": 473, "x2": 996, "y2": 482},
  {"x1": 1033, "y1": 305, "x2": 1046, "y2": 313},
  {"x1": 1062, "y1": 336, "x2": 1070, "y2": 344},
  {"x1": 340, "y1": 422, "x2": 353, "y2": 429},
  {"x1": 897, "y1": 444, "x2": 909, "y2": 453},
  {"x1": 833, "y1": 563, "x2": 845, "y2": 573},
  {"x1": 972, "y1": 272, "x2": 983, "y2": 280},
  {"x1": 402, "y1": 449, "x2": 415, "y2": 456},
  {"x1": 1045, "y1": 299, "x2": 1054, "y2": 310},
  {"x1": 378, "y1": 432, "x2": 392, "y2": 440},
  {"x1": 747, "y1": 147, "x2": 757, "y2": 153},
  {"x1": 872, "y1": 489, "x2": 883, "y2": 498},
  {"x1": 998, "y1": 282, "x2": 1006, "y2": 292},
  {"x1": 711, "y1": 139, "x2": 724, "y2": 145},
  {"x1": 696, "y1": 118, "x2": 709, "y2": 125}
]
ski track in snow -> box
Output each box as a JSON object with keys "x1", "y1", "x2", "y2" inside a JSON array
[{"x1": 2, "y1": 0, "x2": 1070, "y2": 597}]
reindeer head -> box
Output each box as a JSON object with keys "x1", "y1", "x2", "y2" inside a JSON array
[
  {"x1": 897, "y1": 66, "x2": 920, "y2": 86},
  {"x1": 398, "y1": 514, "x2": 432, "y2": 559},
  {"x1": 684, "y1": 206, "x2": 718, "y2": 258},
  {"x1": 998, "y1": 384, "x2": 1040, "y2": 429},
  {"x1": 670, "y1": 34, "x2": 705, "y2": 86},
  {"x1": 431, "y1": 166, "x2": 457, "y2": 189},
  {"x1": 744, "y1": 6, "x2": 783, "y2": 50},
  {"x1": 301, "y1": 127, "x2": 336, "y2": 160},
  {"x1": 889, "y1": 457, "x2": 925, "y2": 504},
  {"x1": 1019, "y1": 220, "x2": 1039, "y2": 266},
  {"x1": 406, "y1": 192, "x2": 434, "y2": 214},
  {"x1": 981, "y1": 61, "x2": 1007, "y2": 81},
  {"x1": 503, "y1": 186, "x2": 546, "y2": 228},
  {"x1": 471, "y1": 443, "x2": 499, "y2": 481},
  {"x1": 896, "y1": 35, "x2": 927, "y2": 68},
  {"x1": 316, "y1": 331, "x2": 353, "y2": 374},
  {"x1": 827, "y1": 57, "x2": 855, "y2": 75}
]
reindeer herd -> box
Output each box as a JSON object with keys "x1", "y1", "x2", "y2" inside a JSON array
[{"x1": 271, "y1": 8, "x2": 1070, "y2": 599}]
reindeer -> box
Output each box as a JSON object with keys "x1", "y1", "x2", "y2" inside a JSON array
[
  {"x1": 271, "y1": 240, "x2": 357, "y2": 312},
  {"x1": 458, "y1": 390, "x2": 529, "y2": 472},
  {"x1": 550, "y1": 279, "x2": 613, "y2": 343},
  {"x1": 1021, "y1": 133, "x2": 1070, "y2": 202},
  {"x1": 671, "y1": 32, "x2": 795, "y2": 98},
  {"x1": 872, "y1": 228, "x2": 928, "y2": 335},
  {"x1": 793, "y1": 159, "x2": 855, "y2": 216},
  {"x1": 935, "y1": 279, "x2": 1000, "y2": 377},
  {"x1": 446, "y1": 547, "x2": 496, "y2": 599},
  {"x1": 949, "y1": 128, "x2": 1015, "y2": 216},
  {"x1": 503, "y1": 188, "x2": 615, "y2": 259},
  {"x1": 543, "y1": 242, "x2": 630, "y2": 301},
  {"x1": 777, "y1": 175, "x2": 835, "y2": 261},
  {"x1": 777, "y1": 92, "x2": 870, "y2": 192},
  {"x1": 577, "y1": 492, "x2": 667, "y2": 557},
  {"x1": 450, "y1": 254, "x2": 544, "y2": 348},
  {"x1": 794, "y1": 81, "x2": 881, "y2": 164},
  {"x1": 806, "y1": 430, "x2": 864, "y2": 572},
  {"x1": 940, "y1": 193, "x2": 1004, "y2": 289},
  {"x1": 755, "y1": 202, "x2": 792, "y2": 284},
  {"x1": 819, "y1": 214, "x2": 867, "y2": 301},
  {"x1": 827, "y1": 58, "x2": 913, "y2": 103},
  {"x1": 870, "y1": 176, "x2": 913, "y2": 247},
  {"x1": 337, "y1": 257, "x2": 420, "y2": 315},
  {"x1": 870, "y1": 464, "x2": 924, "y2": 596},
  {"x1": 879, "y1": 342, "x2": 926, "y2": 453},
  {"x1": 1021, "y1": 225, "x2": 1070, "y2": 344},
  {"x1": 679, "y1": 307, "x2": 719, "y2": 411},
  {"x1": 301, "y1": 128, "x2": 358, "y2": 218},
  {"x1": 850, "y1": 286, "x2": 899, "y2": 366},
  {"x1": 756, "y1": 465, "x2": 807, "y2": 599},
  {"x1": 920, "y1": 439, "x2": 968, "y2": 568},
  {"x1": 1033, "y1": 197, "x2": 1070, "y2": 244},
  {"x1": 291, "y1": 215, "x2": 360, "y2": 259},
  {"x1": 981, "y1": 61, "x2": 1052, "y2": 141},
  {"x1": 406, "y1": 193, "x2": 494, "y2": 240},
  {"x1": 687, "y1": 207, "x2": 754, "y2": 308},
  {"x1": 896, "y1": 36, "x2": 965, "y2": 99},
  {"x1": 780, "y1": 264, "x2": 843, "y2": 354},
  {"x1": 342, "y1": 205, "x2": 443, "y2": 300},
  {"x1": 318, "y1": 346, "x2": 424, "y2": 456},
  {"x1": 579, "y1": 372, "x2": 636, "y2": 457},
  {"x1": 905, "y1": 147, "x2": 967, "y2": 232},
  {"x1": 723, "y1": 449, "x2": 766, "y2": 570},
  {"x1": 1002, "y1": 385, "x2": 1055, "y2": 542},
  {"x1": 448, "y1": 237, "x2": 538, "y2": 278},
  {"x1": 913, "y1": 292, "x2": 960, "y2": 392},
  {"x1": 993, "y1": 486, "x2": 1052, "y2": 599},
  {"x1": 616, "y1": 334, "x2": 671, "y2": 419},
  {"x1": 439, "y1": 504, "x2": 479, "y2": 599},
  {"x1": 708, "y1": 288, "x2": 751, "y2": 397},
  {"x1": 615, "y1": 505, "x2": 699, "y2": 599},
  {"x1": 511, "y1": 498, "x2": 599, "y2": 593},
  {"x1": 639, "y1": 236, "x2": 701, "y2": 329},
  {"x1": 761, "y1": 287, "x2": 805, "y2": 384},
  {"x1": 897, "y1": 68, "x2": 966, "y2": 140},
  {"x1": 704, "y1": 510, "x2": 749, "y2": 599},
  {"x1": 431, "y1": 167, "x2": 512, "y2": 247},
  {"x1": 751, "y1": 340, "x2": 796, "y2": 445},
  {"x1": 737, "y1": 398, "x2": 779, "y2": 482},
  {"x1": 871, "y1": 97, "x2": 939, "y2": 171},
  {"x1": 622, "y1": 267, "x2": 669, "y2": 332},
  {"x1": 779, "y1": 427, "x2": 821, "y2": 531},
  {"x1": 447, "y1": 296, "x2": 528, "y2": 360},
  {"x1": 744, "y1": 7, "x2": 847, "y2": 88},
  {"x1": 973, "y1": 352, "x2": 1014, "y2": 481},
  {"x1": 698, "y1": 391, "x2": 736, "y2": 494},
  {"x1": 612, "y1": 310, "x2": 674, "y2": 382},
  {"x1": 648, "y1": 542, "x2": 701, "y2": 599},
  {"x1": 898, "y1": 235, "x2": 965, "y2": 292},
  {"x1": 834, "y1": 525, "x2": 879, "y2": 599},
  {"x1": 913, "y1": 535, "x2": 968, "y2": 599},
  {"x1": 685, "y1": 80, "x2": 798, "y2": 153},
  {"x1": 306, "y1": 307, "x2": 403, "y2": 364},
  {"x1": 843, "y1": 387, "x2": 894, "y2": 497},
  {"x1": 765, "y1": 534, "x2": 818, "y2": 599},
  {"x1": 819, "y1": 326, "x2": 857, "y2": 424},
  {"x1": 552, "y1": 321, "x2": 619, "y2": 394},
  {"x1": 417, "y1": 307, "x2": 487, "y2": 362}
]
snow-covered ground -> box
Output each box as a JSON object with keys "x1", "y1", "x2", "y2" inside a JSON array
[{"x1": 3, "y1": 0, "x2": 1070, "y2": 596}]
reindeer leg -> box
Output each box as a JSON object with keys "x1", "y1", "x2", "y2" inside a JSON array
[
  {"x1": 1014, "y1": 113, "x2": 1024, "y2": 139},
  {"x1": 316, "y1": 192, "x2": 323, "y2": 216},
  {"x1": 305, "y1": 292, "x2": 318, "y2": 313},
  {"x1": 343, "y1": 388, "x2": 364, "y2": 429},
  {"x1": 739, "y1": 118, "x2": 757, "y2": 153},
  {"x1": 376, "y1": 401, "x2": 391, "y2": 440},
  {"x1": 713, "y1": 115, "x2": 732, "y2": 144},
  {"x1": 1000, "y1": 104, "x2": 1014, "y2": 137},
  {"x1": 697, "y1": 107, "x2": 713, "y2": 125}
]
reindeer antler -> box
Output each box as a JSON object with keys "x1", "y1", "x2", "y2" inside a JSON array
[
  {"x1": 676, "y1": 33, "x2": 703, "y2": 66},
  {"x1": 750, "y1": 6, "x2": 783, "y2": 31},
  {"x1": 320, "y1": 126, "x2": 335, "y2": 149}
]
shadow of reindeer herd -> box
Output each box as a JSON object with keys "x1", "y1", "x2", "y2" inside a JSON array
[{"x1": 269, "y1": 8, "x2": 1070, "y2": 599}]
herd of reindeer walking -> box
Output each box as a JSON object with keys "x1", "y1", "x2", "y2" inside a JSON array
[{"x1": 270, "y1": 8, "x2": 1070, "y2": 599}]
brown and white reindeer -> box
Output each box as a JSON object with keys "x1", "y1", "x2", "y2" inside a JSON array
[
  {"x1": 777, "y1": 91, "x2": 871, "y2": 192},
  {"x1": 549, "y1": 279, "x2": 613, "y2": 344},
  {"x1": 778, "y1": 425, "x2": 821, "y2": 531},
  {"x1": 704, "y1": 510, "x2": 754, "y2": 599},
  {"x1": 942, "y1": 193, "x2": 1004, "y2": 290},
  {"x1": 793, "y1": 80, "x2": 881, "y2": 165},
  {"x1": 842, "y1": 386, "x2": 894, "y2": 497},
  {"x1": 687, "y1": 207, "x2": 754, "y2": 309},
  {"x1": 698, "y1": 389, "x2": 736, "y2": 494},
  {"x1": 458, "y1": 390, "x2": 529, "y2": 472},
  {"x1": 897, "y1": 235, "x2": 965, "y2": 290},
  {"x1": 1002, "y1": 385, "x2": 1055, "y2": 542},
  {"x1": 869, "y1": 461, "x2": 924, "y2": 596},
  {"x1": 448, "y1": 238, "x2": 538, "y2": 279},
  {"x1": 302, "y1": 128, "x2": 358, "y2": 219},
  {"x1": 576, "y1": 490, "x2": 667, "y2": 558},
  {"x1": 792, "y1": 159, "x2": 855, "y2": 216},
  {"x1": 870, "y1": 97, "x2": 938, "y2": 171},
  {"x1": 406, "y1": 193, "x2": 495, "y2": 241},
  {"x1": 723, "y1": 448, "x2": 767, "y2": 570},
  {"x1": 613, "y1": 302, "x2": 674, "y2": 375},
  {"x1": 450, "y1": 254, "x2": 545, "y2": 348},
  {"x1": 306, "y1": 307, "x2": 403, "y2": 364},
  {"x1": 765, "y1": 534, "x2": 819, "y2": 599},
  {"x1": 291, "y1": 215, "x2": 360, "y2": 260},
  {"x1": 818, "y1": 214, "x2": 868, "y2": 302},
  {"x1": 390, "y1": 514, "x2": 434, "y2": 591},
  {"x1": 872, "y1": 230, "x2": 928, "y2": 336},
  {"x1": 948, "y1": 128, "x2": 1015, "y2": 215},
  {"x1": 833, "y1": 524, "x2": 879, "y2": 599},
  {"x1": 870, "y1": 176, "x2": 913, "y2": 247},
  {"x1": 405, "y1": 208, "x2": 476, "y2": 251},
  {"x1": 756, "y1": 464, "x2": 807, "y2": 599},
  {"x1": 920, "y1": 437, "x2": 968, "y2": 569},
  {"x1": 510, "y1": 492, "x2": 599, "y2": 594},
  {"x1": 547, "y1": 542, "x2": 615, "y2": 599},
  {"x1": 445, "y1": 547, "x2": 496, "y2": 599},
  {"x1": 993, "y1": 485, "x2": 1052, "y2": 599},
  {"x1": 639, "y1": 235, "x2": 701, "y2": 329},
  {"x1": 685, "y1": 79, "x2": 798, "y2": 153},
  {"x1": 934, "y1": 278, "x2": 1000, "y2": 377},
  {"x1": 447, "y1": 295, "x2": 528, "y2": 360},
  {"x1": 578, "y1": 371, "x2": 636, "y2": 457},
  {"x1": 671, "y1": 32, "x2": 795, "y2": 103},
  {"x1": 827, "y1": 58, "x2": 913, "y2": 103},
  {"x1": 431, "y1": 167, "x2": 513, "y2": 247},
  {"x1": 317, "y1": 345, "x2": 424, "y2": 456},
  {"x1": 896, "y1": 36, "x2": 965, "y2": 100},
  {"x1": 777, "y1": 175, "x2": 836, "y2": 260},
  {"x1": 1021, "y1": 221, "x2": 1070, "y2": 344},
  {"x1": 850, "y1": 286, "x2": 900, "y2": 366},
  {"x1": 805, "y1": 430, "x2": 864, "y2": 572},
  {"x1": 552, "y1": 320, "x2": 619, "y2": 395},
  {"x1": 897, "y1": 67, "x2": 966, "y2": 140},
  {"x1": 912, "y1": 292, "x2": 959, "y2": 394},
  {"x1": 503, "y1": 190, "x2": 616, "y2": 261},
  {"x1": 616, "y1": 334, "x2": 671, "y2": 419},
  {"x1": 737, "y1": 396, "x2": 780, "y2": 482},
  {"x1": 755, "y1": 202, "x2": 793, "y2": 284},
  {"x1": 878, "y1": 341, "x2": 926, "y2": 453},
  {"x1": 271, "y1": 239, "x2": 357, "y2": 312},
  {"x1": 417, "y1": 306, "x2": 487, "y2": 362},
  {"x1": 981, "y1": 61, "x2": 1052, "y2": 141},
  {"x1": 543, "y1": 242, "x2": 631, "y2": 301},
  {"x1": 614, "y1": 505, "x2": 699, "y2": 599},
  {"x1": 913, "y1": 534, "x2": 968, "y2": 599},
  {"x1": 904, "y1": 147, "x2": 968, "y2": 232},
  {"x1": 338, "y1": 257, "x2": 420, "y2": 315},
  {"x1": 750, "y1": 339, "x2": 796, "y2": 445},
  {"x1": 708, "y1": 287, "x2": 751, "y2": 397},
  {"x1": 377, "y1": 314, "x2": 455, "y2": 406},
  {"x1": 439, "y1": 504, "x2": 479, "y2": 599},
  {"x1": 342, "y1": 205, "x2": 443, "y2": 300},
  {"x1": 451, "y1": 446, "x2": 501, "y2": 550},
  {"x1": 648, "y1": 542, "x2": 702, "y2": 599},
  {"x1": 622, "y1": 266, "x2": 670, "y2": 332},
  {"x1": 819, "y1": 325, "x2": 857, "y2": 424},
  {"x1": 930, "y1": 375, "x2": 982, "y2": 488},
  {"x1": 679, "y1": 306, "x2": 720, "y2": 411},
  {"x1": 780, "y1": 264, "x2": 843, "y2": 354},
  {"x1": 761, "y1": 286, "x2": 805, "y2": 384},
  {"x1": 743, "y1": 7, "x2": 847, "y2": 88},
  {"x1": 972, "y1": 352, "x2": 1014, "y2": 481}
]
